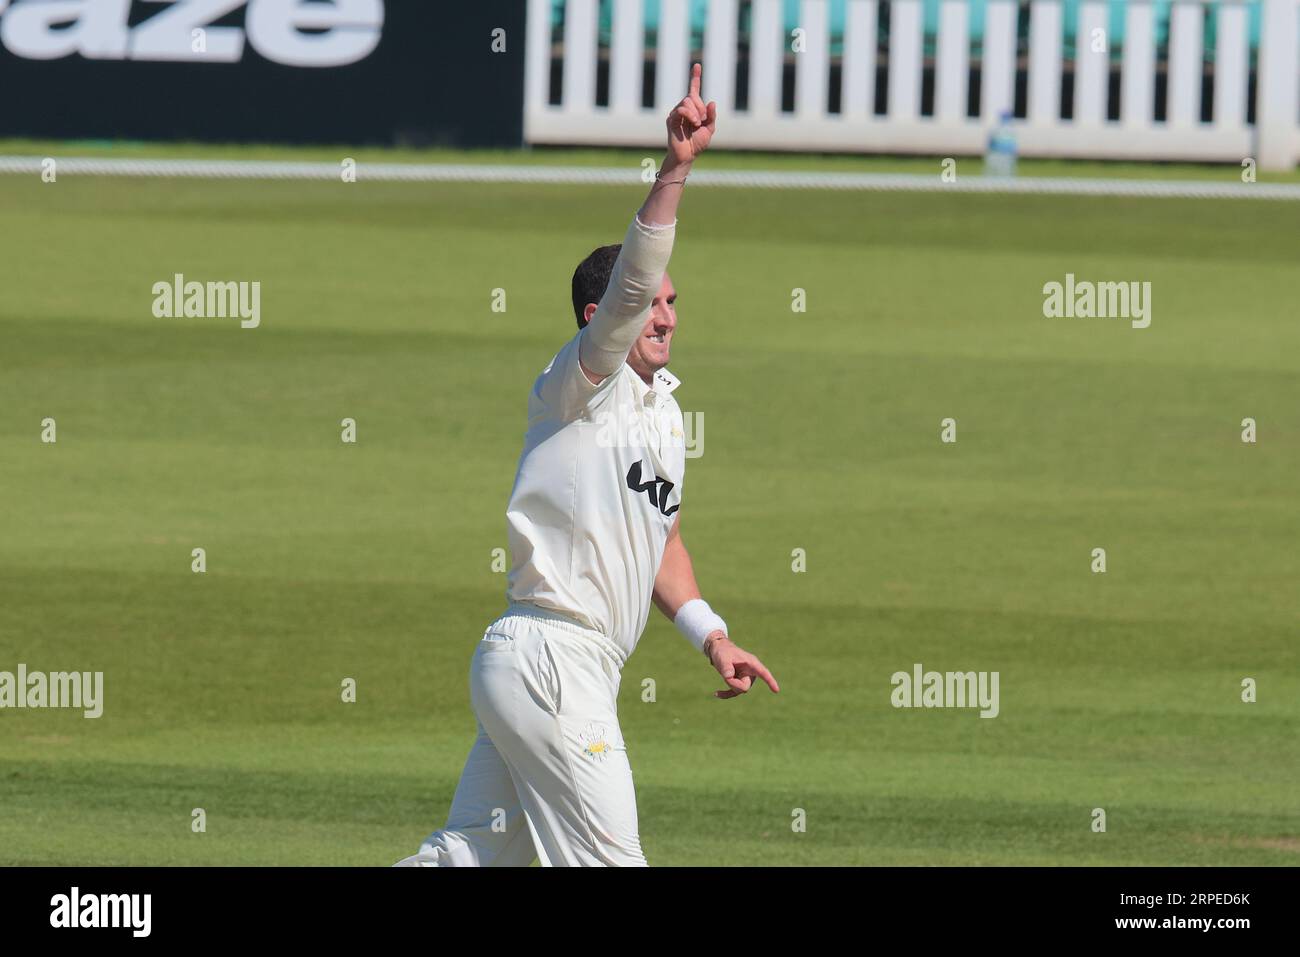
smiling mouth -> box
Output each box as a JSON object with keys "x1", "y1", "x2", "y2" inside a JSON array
[{"x1": 647, "y1": 332, "x2": 667, "y2": 343}]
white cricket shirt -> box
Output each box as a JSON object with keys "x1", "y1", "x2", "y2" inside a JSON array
[{"x1": 505, "y1": 334, "x2": 687, "y2": 660}]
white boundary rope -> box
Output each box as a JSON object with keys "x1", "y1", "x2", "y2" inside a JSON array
[{"x1": 1, "y1": 155, "x2": 1296, "y2": 200}]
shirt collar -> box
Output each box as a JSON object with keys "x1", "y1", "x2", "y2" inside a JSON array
[{"x1": 637, "y1": 367, "x2": 680, "y2": 396}]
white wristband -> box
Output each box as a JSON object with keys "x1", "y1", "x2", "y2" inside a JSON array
[{"x1": 674, "y1": 598, "x2": 727, "y2": 654}]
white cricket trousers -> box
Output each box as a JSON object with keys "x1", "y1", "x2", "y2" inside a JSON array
[{"x1": 399, "y1": 603, "x2": 647, "y2": 867}]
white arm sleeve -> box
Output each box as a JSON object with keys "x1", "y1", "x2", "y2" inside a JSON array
[{"x1": 578, "y1": 213, "x2": 676, "y2": 377}]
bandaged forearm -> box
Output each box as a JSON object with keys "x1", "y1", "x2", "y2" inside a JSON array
[
  {"x1": 579, "y1": 213, "x2": 676, "y2": 376},
  {"x1": 674, "y1": 598, "x2": 728, "y2": 655}
]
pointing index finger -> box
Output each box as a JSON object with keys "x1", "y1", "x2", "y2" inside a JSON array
[
  {"x1": 752, "y1": 659, "x2": 780, "y2": 694},
  {"x1": 689, "y1": 62, "x2": 702, "y2": 99}
]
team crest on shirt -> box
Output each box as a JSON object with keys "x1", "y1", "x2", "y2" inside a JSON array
[{"x1": 579, "y1": 723, "x2": 612, "y2": 761}]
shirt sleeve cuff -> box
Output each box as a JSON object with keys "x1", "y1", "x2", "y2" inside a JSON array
[{"x1": 634, "y1": 212, "x2": 677, "y2": 232}]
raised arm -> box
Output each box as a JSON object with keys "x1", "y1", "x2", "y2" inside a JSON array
[
  {"x1": 579, "y1": 63, "x2": 717, "y2": 384},
  {"x1": 640, "y1": 62, "x2": 716, "y2": 226}
]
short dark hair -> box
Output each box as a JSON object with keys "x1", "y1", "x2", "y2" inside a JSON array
[{"x1": 571, "y1": 244, "x2": 622, "y2": 329}]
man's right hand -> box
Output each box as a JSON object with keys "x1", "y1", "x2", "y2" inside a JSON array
[{"x1": 666, "y1": 63, "x2": 717, "y2": 168}]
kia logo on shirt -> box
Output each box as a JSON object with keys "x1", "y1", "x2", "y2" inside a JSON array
[
  {"x1": 0, "y1": 0, "x2": 385, "y2": 68},
  {"x1": 626, "y1": 461, "x2": 680, "y2": 518}
]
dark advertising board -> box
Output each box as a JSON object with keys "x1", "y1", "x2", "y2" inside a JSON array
[{"x1": 0, "y1": 0, "x2": 527, "y2": 147}]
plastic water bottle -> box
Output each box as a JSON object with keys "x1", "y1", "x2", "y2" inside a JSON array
[{"x1": 985, "y1": 111, "x2": 1018, "y2": 178}]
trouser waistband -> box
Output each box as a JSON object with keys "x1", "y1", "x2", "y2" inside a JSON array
[{"x1": 488, "y1": 601, "x2": 628, "y2": 670}]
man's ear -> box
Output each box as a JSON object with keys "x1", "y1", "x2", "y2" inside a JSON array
[{"x1": 584, "y1": 303, "x2": 599, "y2": 326}]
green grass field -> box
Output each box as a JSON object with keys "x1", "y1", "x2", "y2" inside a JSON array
[{"x1": 1, "y1": 151, "x2": 1297, "y2": 865}]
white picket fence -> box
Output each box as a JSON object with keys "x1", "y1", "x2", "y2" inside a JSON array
[{"x1": 524, "y1": 0, "x2": 1300, "y2": 170}]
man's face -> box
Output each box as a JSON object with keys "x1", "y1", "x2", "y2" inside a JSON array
[{"x1": 625, "y1": 273, "x2": 677, "y2": 381}]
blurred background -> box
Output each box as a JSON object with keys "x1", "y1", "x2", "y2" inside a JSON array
[{"x1": 0, "y1": 0, "x2": 1295, "y2": 168}]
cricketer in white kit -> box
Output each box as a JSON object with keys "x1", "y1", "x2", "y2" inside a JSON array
[{"x1": 397, "y1": 64, "x2": 779, "y2": 868}]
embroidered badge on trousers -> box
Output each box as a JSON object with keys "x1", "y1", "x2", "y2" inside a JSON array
[{"x1": 579, "y1": 723, "x2": 612, "y2": 761}]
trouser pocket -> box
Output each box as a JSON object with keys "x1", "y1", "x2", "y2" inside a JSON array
[
  {"x1": 534, "y1": 638, "x2": 563, "y2": 715},
  {"x1": 469, "y1": 634, "x2": 519, "y2": 731}
]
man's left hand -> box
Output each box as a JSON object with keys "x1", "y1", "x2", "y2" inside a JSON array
[{"x1": 705, "y1": 634, "x2": 780, "y2": 699}]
